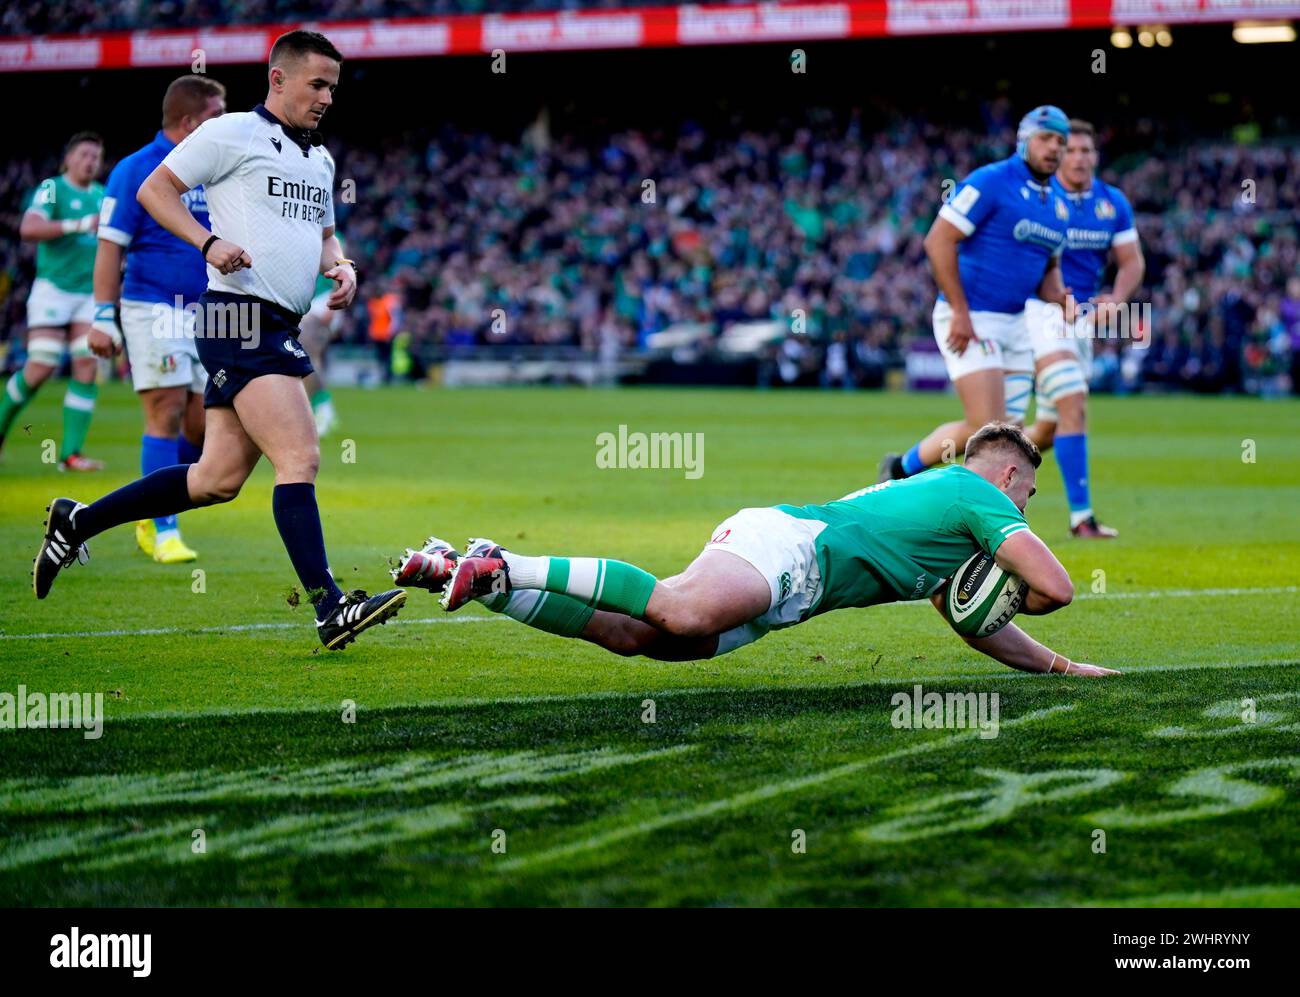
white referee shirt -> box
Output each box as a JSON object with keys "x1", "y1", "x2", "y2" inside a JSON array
[{"x1": 162, "y1": 104, "x2": 335, "y2": 316}]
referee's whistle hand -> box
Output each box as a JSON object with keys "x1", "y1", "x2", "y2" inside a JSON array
[
  {"x1": 324, "y1": 266, "x2": 356, "y2": 309},
  {"x1": 207, "y1": 238, "x2": 253, "y2": 275}
]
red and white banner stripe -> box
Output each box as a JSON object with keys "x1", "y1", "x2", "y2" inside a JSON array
[{"x1": 0, "y1": 1, "x2": 1296, "y2": 72}]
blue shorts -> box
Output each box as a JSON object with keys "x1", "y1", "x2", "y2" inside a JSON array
[{"x1": 195, "y1": 291, "x2": 314, "y2": 409}]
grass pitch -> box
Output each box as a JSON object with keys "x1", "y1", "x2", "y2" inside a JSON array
[{"x1": 1, "y1": 383, "x2": 1297, "y2": 906}]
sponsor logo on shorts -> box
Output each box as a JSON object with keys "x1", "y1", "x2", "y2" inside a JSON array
[
  {"x1": 710, "y1": 529, "x2": 731, "y2": 545},
  {"x1": 159, "y1": 355, "x2": 178, "y2": 374},
  {"x1": 778, "y1": 572, "x2": 792, "y2": 602},
  {"x1": 213, "y1": 369, "x2": 227, "y2": 388},
  {"x1": 281, "y1": 338, "x2": 307, "y2": 359}
]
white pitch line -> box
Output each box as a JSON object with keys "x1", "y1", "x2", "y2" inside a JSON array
[
  {"x1": 498, "y1": 704, "x2": 1077, "y2": 872},
  {"x1": 1077, "y1": 585, "x2": 1298, "y2": 601},
  {"x1": 0, "y1": 614, "x2": 507, "y2": 641},
  {"x1": 2, "y1": 584, "x2": 1293, "y2": 642},
  {"x1": 106, "y1": 657, "x2": 1299, "y2": 723}
]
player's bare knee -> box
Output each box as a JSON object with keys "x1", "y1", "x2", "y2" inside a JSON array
[
  {"x1": 190, "y1": 467, "x2": 243, "y2": 505},
  {"x1": 275, "y1": 449, "x2": 319, "y2": 482},
  {"x1": 147, "y1": 408, "x2": 184, "y2": 439},
  {"x1": 1056, "y1": 393, "x2": 1087, "y2": 433},
  {"x1": 658, "y1": 604, "x2": 716, "y2": 639}
]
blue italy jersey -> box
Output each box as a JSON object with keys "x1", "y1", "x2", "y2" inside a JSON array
[
  {"x1": 936, "y1": 154, "x2": 1069, "y2": 314},
  {"x1": 1052, "y1": 178, "x2": 1138, "y2": 301},
  {"x1": 98, "y1": 130, "x2": 210, "y2": 305}
]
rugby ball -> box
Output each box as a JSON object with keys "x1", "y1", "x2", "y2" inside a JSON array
[{"x1": 942, "y1": 552, "x2": 1028, "y2": 638}]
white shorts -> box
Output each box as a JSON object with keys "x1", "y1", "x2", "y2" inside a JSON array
[
  {"x1": 120, "y1": 298, "x2": 207, "y2": 393},
  {"x1": 703, "y1": 506, "x2": 826, "y2": 656},
  {"x1": 933, "y1": 299, "x2": 1033, "y2": 380},
  {"x1": 27, "y1": 277, "x2": 94, "y2": 329},
  {"x1": 1023, "y1": 297, "x2": 1093, "y2": 366}
]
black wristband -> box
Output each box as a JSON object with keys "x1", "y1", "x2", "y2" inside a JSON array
[{"x1": 201, "y1": 235, "x2": 219, "y2": 261}]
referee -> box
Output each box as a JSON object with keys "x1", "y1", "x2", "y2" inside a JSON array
[{"x1": 34, "y1": 30, "x2": 407, "y2": 650}]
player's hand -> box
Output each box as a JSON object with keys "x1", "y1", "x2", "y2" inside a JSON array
[
  {"x1": 63, "y1": 214, "x2": 98, "y2": 235},
  {"x1": 946, "y1": 308, "x2": 976, "y2": 356},
  {"x1": 205, "y1": 238, "x2": 252, "y2": 275},
  {"x1": 1090, "y1": 293, "x2": 1125, "y2": 330},
  {"x1": 323, "y1": 263, "x2": 357, "y2": 310},
  {"x1": 1063, "y1": 662, "x2": 1121, "y2": 677},
  {"x1": 1061, "y1": 287, "x2": 1077, "y2": 323},
  {"x1": 88, "y1": 327, "x2": 121, "y2": 358}
]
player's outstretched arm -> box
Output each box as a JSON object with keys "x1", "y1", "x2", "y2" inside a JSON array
[
  {"x1": 994, "y1": 530, "x2": 1073, "y2": 614},
  {"x1": 20, "y1": 208, "x2": 96, "y2": 242},
  {"x1": 89, "y1": 240, "x2": 125, "y2": 357},
  {"x1": 1036, "y1": 255, "x2": 1070, "y2": 311},
  {"x1": 965, "y1": 618, "x2": 1118, "y2": 676},
  {"x1": 1107, "y1": 239, "x2": 1145, "y2": 305},
  {"x1": 922, "y1": 216, "x2": 969, "y2": 312},
  {"x1": 926, "y1": 595, "x2": 1116, "y2": 675}
]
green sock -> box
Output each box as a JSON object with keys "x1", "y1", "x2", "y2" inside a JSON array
[
  {"x1": 504, "y1": 554, "x2": 658, "y2": 618},
  {"x1": 61, "y1": 379, "x2": 98, "y2": 457},
  {"x1": 0, "y1": 370, "x2": 35, "y2": 438},
  {"x1": 479, "y1": 589, "x2": 595, "y2": 638},
  {"x1": 311, "y1": 388, "x2": 332, "y2": 409}
]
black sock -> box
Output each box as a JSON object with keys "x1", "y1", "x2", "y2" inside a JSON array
[
  {"x1": 72, "y1": 464, "x2": 196, "y2": 540},
  {"x1": 272, "y1": 482, "x2": 344, "y2": 620}
]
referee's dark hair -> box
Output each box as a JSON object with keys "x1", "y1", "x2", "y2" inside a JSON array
[
  {"x1": 61, "y1": 131, "x2": 102, "y2": 166},
  {"x1": 162, "y1": 75, "x2": 226, "y2": 128},
  {"x1": 269, "y1": 30, "x2": 344, "y2": 69},
  {"x1": 64, "y1": 131, "x2": 102, "y2": 153}
]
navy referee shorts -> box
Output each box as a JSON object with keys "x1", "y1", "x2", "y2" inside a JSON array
[{"x1": 194, "y1": 291, "x2": 314, "y2": 409}]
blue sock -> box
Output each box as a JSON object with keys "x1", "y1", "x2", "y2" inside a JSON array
[
  {"x1": 900, "y1": 442, "x2": 929, "y2": 477},
  {"x1": 177, "y1": 435, "x2": 203, "y2": 464},
  {"x1": 1055, "y1": 433, "x2": 1091, "y2": 514},
  {"x1": 272, "y1": 482, "x2": 344, "y2": 620},
  {"x1": 73, "y1": 464, "x2": 195, "y2": 541},
  {"x1": 141, "y1": 435, "x2": 181, "y2": 533}
]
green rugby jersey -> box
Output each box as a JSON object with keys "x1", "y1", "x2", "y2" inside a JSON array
[
  {"x1": 777, "y1": 464, "x2": 1029, "y2": 617},
  {"x1": 25, "y1": 175, "x2": 104, "y2": 293}
]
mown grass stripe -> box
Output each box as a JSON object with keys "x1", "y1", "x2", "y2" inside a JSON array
[{"x1": 499, "y1": 704, "x2": 1077, "y2": 871}]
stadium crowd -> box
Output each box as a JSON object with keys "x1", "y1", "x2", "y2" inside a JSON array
[{"x1": 3, "y1": 111, "x2": 1297, "y2": 395}]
